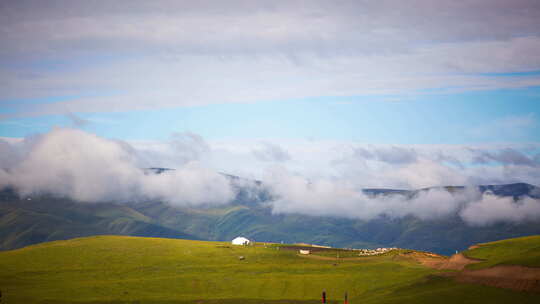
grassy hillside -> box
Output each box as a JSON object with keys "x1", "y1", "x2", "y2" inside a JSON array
[
  {"x1": 0, "y1": 191, "x2": 197, "y2": 250},
  {"x1": 1, "y1": 236, "x2": 539, "y2": 303},
  {"x1": 463, "y1": 235, "x2": 540, "y2": 269}
]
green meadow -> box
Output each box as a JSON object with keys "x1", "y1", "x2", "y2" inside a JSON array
[{"x1": 0, "y1": 235, "x2": 539, "y2": 303}]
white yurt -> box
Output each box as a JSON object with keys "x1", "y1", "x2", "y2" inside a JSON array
[{"x1": 231, "y1": 236, "x2": 251, "y2": 245}]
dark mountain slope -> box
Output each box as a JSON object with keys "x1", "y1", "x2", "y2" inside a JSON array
[
  {"x1": 1, "y1": 182, "x2": 539, "y2": 254},
  {"x1": 0, "y1": 189, "x2": 197, "y2": 250}
]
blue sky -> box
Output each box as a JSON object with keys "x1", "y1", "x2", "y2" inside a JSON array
[{"x1": 2, "y1": 86, "x2": 539, "y2": 145}]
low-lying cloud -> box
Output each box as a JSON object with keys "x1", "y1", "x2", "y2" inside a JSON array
[
  {"x1": 1, "y1": 129, "x2": 540, "y2": 226},
  {"x1": 0, "y1": 128, "x2": 234, "y2": 206},
  {"x1": 472, "y1": 148, "x2": 540, "y2": 167},
  {"x1": 263, "y1": 168, "x2": 540, "y2": 226},
  {"x1": 353, "y1": 146, "x2": 418, "y2": 165},
  {"x1": 460, "y1": 192, "x2": 540, "y2": 226}
]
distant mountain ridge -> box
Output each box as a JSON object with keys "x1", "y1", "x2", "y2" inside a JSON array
[
  {"x1": 1, "y1": 177, "x2": 539, "y2": 255},
  {"x1": 363, "y1": 182, "x2": 540, "y2": 198},
  {"x1": 148, "y1": 167, "x2": 539, "y2": 198}
]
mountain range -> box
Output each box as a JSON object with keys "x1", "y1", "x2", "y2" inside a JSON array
[{"x1": 1, "y1": 171, "x2": 539, "y2": 255}]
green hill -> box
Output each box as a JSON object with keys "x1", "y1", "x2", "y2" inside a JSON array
[
  {"x1": 463, "y1": 235, "x2": 540, "y2": 269},
  {"x1": 1, "y1": 235, "x2": 539, "y2": 303}
]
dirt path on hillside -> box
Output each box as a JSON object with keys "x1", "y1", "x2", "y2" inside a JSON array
[
  {"x1": 400, "y1": 251, "x2": 480, "y2": 270},
  {"x1": 437, "y1": 253, "x2": 483, "y2": 270},
  {"x1": 408, "y1": 250, "x2": 540, "y2": 292},
  {"x1": 452, "y1": 265, "x2": 540, "y2": 292}
]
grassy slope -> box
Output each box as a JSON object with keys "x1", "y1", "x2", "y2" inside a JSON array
[
  {"x1": 463, "y1": 235, "x2": 540, "y2": 269},
  {"x1": 1, "y1": 236, "x2": 539, "y2": 304},
  {"x1": 0, "y1": 197, "x2": 198, "y2": 250}
]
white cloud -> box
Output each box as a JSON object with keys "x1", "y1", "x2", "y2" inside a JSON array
[
  {"x1": 252, "y1": 142, "x2": 291, "y2": 162},
  {"x1": 263, "y1": 167, "x2": 540, "y2": 225},
  {"x1": 472, "y1": 147, "x2": 539, "y2": 167},
  {"x1": 1, "y1": 129, "x2": 539, "y2": 226},
  {"x1": 1, "y1": 1, "x2": 540, "y2": 117},
  {"x1": 460, "y1": 192, "x2": 540, "y2": 225},
  {"x1": 0, "y1": 128, "x2": 234, "y2": 206}
]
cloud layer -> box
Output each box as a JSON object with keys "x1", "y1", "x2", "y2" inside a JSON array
[
  {"x1": 0, "y1": 128, "x2": 234, "y2": 206},
  {"x1": 1, "y1": 1, "x2": 540, "y2": 117},
  {"x1": 460, "y1": 192, "x2": 540, "y2": 226},
  {"x1": 264, "y1": 168, "x2": 540, "y2": 226},
  {"x1": 1, "y1": 129, "x2": 539, "y2": 226}
]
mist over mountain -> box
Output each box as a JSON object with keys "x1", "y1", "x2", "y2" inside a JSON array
[
  {"x1": 2, "y1": 175, "x2": 539, "y2": 255},
  {"x1": 1, "y1": 128, "x2": 540, "y2": 255}
]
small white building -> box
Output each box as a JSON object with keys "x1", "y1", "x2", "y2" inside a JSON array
[{"x1": 231, "y1": 237, "x2": 251, "y2": 246}]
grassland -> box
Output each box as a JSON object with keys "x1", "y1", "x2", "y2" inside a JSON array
[
  {"x1": 463, "y1": 235, "x2": 540, "y2": 270},
  {"x1": 0, "y1": 236, "x2": 539, "y2": 303}
]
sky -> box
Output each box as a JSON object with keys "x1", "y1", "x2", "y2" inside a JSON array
[
  {"x1": 1, "y1": 1, "x2": 540, "y2": 225},
  {"x1": 1, "y1": 0, "x2": 540, "y2": 144}
]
